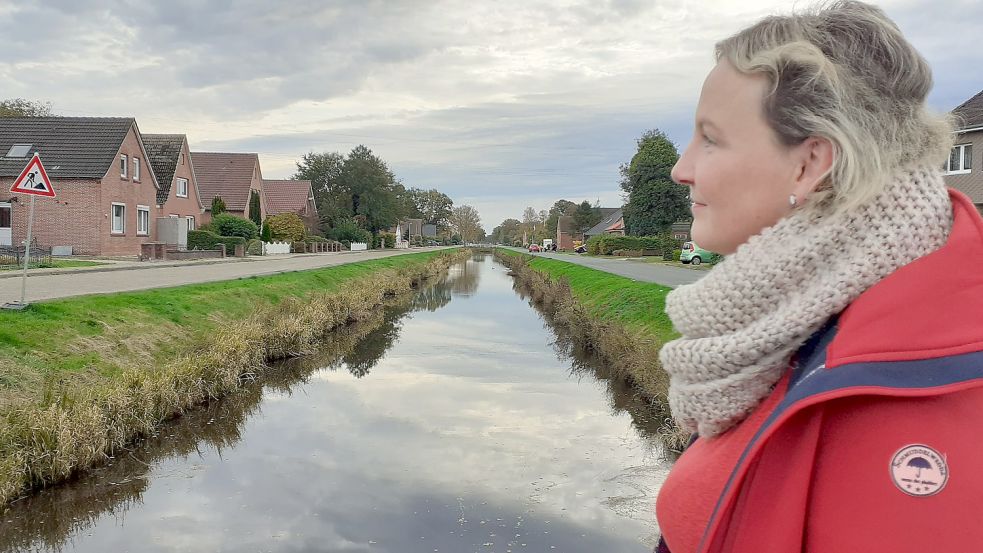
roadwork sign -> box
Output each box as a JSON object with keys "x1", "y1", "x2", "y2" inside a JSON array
[{"x1": 10, "y1": 153, "x2": 56, "y2": 198}]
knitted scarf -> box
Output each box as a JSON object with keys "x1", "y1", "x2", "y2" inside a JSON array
[{"x1": 659, "y1": 167, "x2": 953, "y2": 437}]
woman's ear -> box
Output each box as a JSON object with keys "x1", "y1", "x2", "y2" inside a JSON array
[{"x1": 793, "y1": 136, "x2": 835, "y2": 198}]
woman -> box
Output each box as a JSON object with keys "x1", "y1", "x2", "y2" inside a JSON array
[{"x1": 654, "y1": 2, "x2": 983, "y2": 552}]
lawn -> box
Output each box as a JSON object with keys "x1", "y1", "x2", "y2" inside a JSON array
[{"x1": 0, "y1": 259, "x2": 105, "y2": 271}]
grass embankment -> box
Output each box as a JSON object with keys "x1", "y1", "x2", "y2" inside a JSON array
[
  {"x1": 0, "y1": 249, "x2": 468, "y2": 506},
  {"x1": 496, "y1": 249, "x2": 687, "y2": 450}
]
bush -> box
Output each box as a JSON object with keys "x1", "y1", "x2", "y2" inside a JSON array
[
  {"x1": 247, "y1": 239, "x2": 263, "y2": 256},
  {"x1": 266, "y1": 213, "x2": 306, "y2": 242},
  {"x1": 669, "y1": 249, "x2": 682, "y2": 261},
  {"x1": 585, "y1": 233, "x2": 681, "y2": 256},
  {"x1": 306, "y1": 235, "x2": 328, "y2": 243},
  {"x1": 187, "y1": 230, "x2": 247, "y2": 255},
  {"x1": 380, "y1": 233, "x2": 396, "y2": 248},
  {"x1": 211, "y1": 213, "x2": 259, "y2": 240},
  {"x1": 328, "y1": 219, "x2": 372, "y2": 247},
  {"x1": 260, "y1": 221, "x2": 272, "y2": 242}
]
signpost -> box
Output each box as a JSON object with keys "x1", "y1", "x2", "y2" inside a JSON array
[{"x1": 3, "y1": 153, "x2": 56, "y2": 310}]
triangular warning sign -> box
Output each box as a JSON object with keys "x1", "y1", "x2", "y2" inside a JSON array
[{"x1": 10, "y1": 153, "x2": 56, "y2": 198}]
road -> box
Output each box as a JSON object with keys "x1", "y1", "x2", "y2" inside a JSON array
[
  {"x1": 515, "y1": 248, "x2": 706, "y2": 287},
  {"x1": 0, "y1": 248, "x2": 452, "y2": 304}
]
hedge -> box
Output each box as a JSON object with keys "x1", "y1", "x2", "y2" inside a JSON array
[
  {"x1": 211, "y1": 213, "x2": 259, "y2": 240},
  {"x1": 187, "y1": 230, "x2": 247, "y2": 255},
  {"x1": 585, "y1": 233, "x2": 682, "y2": 256}
]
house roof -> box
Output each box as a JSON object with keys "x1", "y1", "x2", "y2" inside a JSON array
[
  {"x1": 0, "y1": 117, "x2": 135, "y2": 179},
  {"x1": 142, "y1": 134, "x2": 185, "y2": 205},
  {"x1": 584, "y1": 208, "x2": 623, "y2": 236},
  {"x1": 263, "y1": 179, "x2": 314, "y2": 215},
  {"x1": 191, "y1": 152, "x2": 259, "y2": 211},
  {"x1": 952, "y1": 89, "x2": 983, "y2": 130}
]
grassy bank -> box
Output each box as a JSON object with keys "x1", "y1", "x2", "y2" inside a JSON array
[
  {"x1": 496, "y1": 249, "x2": 687, "y2": 450},
  {"x1": 0, "y1": 260, "x2": 105, "y2": 271},
  {"x1": 0, "y1": 249, "x2": 468, "y2": 506}
]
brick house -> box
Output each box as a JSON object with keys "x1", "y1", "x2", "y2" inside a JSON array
[
  {"x1": 583, "y1": 208, "x2": 624, "y2": 241},
  {"x1": 142, "y1": 134, "x2": 204, "y2": 233},
  {"x1": 0, "y1": 117, "x2": 160, "y2": 256},
  {"x1": 556, "y1": 215, "x2": 579, "y2": 250},
  {"x1": 262, "y1": 179, "x2": 319, "y2": 234},
  {"x1": 943, "y1": 89, "x2": 983, "y2": 215},
  {"x1": 191, "y1": 152, "x2": 265, "y2": 225}
]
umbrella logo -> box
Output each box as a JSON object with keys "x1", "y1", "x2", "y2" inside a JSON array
[{"x1": 890, "y1": 444, "x2": 948, "y2": 497}]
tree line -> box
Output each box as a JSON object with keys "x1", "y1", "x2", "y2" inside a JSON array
[{"x1": 489, "y1": 128, "x2": 690, "y2": 246}]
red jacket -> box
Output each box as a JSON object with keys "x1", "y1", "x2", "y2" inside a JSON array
[{"x1": 666, "y1": 190, "x2": 983, "y2": 553}]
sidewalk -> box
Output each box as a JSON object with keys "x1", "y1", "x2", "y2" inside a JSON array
[{"x1": 0, "y1": 247, "x2": 452, "y2": 303}]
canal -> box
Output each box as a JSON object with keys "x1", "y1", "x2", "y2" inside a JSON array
[{"x1": 1, "y1": 253, "x2": 671, "y2": 552}]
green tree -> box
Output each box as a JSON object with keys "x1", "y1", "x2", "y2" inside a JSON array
[
  {"x1": 248, "y1": 190, "x2": 261, "y2": 227},
  {"x1": 406, "y1": 188, "x2": 454, "y2": 230},
  {"x1": 491, "y1": 218, "x2": 522, "y2": 245},
  {"x1": 544, "y1": 199, "x2": 578, "y2": 239},
  {"x1": 211, "y1": 196, "x2": 227, "y2": 216},
  {"x1": 620, "y1": 129, "x2": 690, "y2": 235},
  {"x1": 265, "y1": 213, "x2": 306, "y2": 242},
  {"x1": 294, "y1": 151, "x2": 346, "y2": 229},
  {"x1": 0, "y1": 98, "x2": 53, "y2": 117},
  {"x1": 572, "y1": 200, "x2": 602, "y2": 233},
  {"x1": 211, "y1": 213, "x2": 258, "y2": 240}
]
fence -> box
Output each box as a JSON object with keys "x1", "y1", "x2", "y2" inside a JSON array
[
  {"x1": 263, "y1": 241, "x2": 292, "y2": 255},
  {"x1": 0, "y1": 241, "x2": 52, "y2": 267},
  {"x1": 350, "y1": 242, "x2": 368, "y2": 251}
]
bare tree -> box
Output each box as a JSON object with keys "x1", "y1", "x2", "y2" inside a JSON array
[{"x1": 450, "y1": 205, "x2": 483, "y2": 244}]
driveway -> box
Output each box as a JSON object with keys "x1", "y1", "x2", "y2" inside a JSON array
[
  {"x1": 0, "y1": 248, "x2": 453, "y2": 304},
  {"x1": 510, "y1": 248, "x2": 705, "y2": 288}
]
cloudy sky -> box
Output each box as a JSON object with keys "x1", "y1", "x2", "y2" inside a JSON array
[{"x1": 1, "y1": 0, "x2": 978, "y2": 230}]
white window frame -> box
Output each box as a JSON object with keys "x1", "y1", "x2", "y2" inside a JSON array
[
  {"x1": 111, "y1": 203, "x2": 126, "y2": 234},
  {"x1": 945, "y1": 144, "x2": 972, "y2": 175},
  {"x1": 120, "y1": 154, "x2": 128, "y2": 178},
  {"x1": 176, "y1": 177, "x2": 189, "y2": 198},
  {"x1": 187, "y1": 216, "x2": 195, "y2": 231},
  {"x1": 133, "y1": 157, "x2": 140, "y2": 182},
  {"x1": 137, "y1": 205, "x2": 150, "y2": 236}
]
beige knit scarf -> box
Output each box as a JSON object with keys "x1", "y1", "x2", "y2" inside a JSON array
[{"x1": 659, "y1": 167, "x2": 953, "y2": 437}]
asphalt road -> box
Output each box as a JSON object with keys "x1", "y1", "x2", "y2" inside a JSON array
[
  {"x1": 516, "y1": 248, "x2": 706, "y2": 288},
  {"x1": 0, "y1": 248, "x2": 452, "y2": 304}
]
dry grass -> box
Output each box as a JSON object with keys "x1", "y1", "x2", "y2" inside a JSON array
[
  {"x1": 0, "y1": 249, "x2": 470, "y2": 506},
  {"x1": 496, "y1": 250, "x2": 689, "y2": 451}
]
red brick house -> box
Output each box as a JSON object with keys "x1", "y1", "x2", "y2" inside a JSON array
[
  {"x1": 262, "y1": 179, "x2": 319, "y2": 234},
  {"x1": 143, "y1": 134, "x2": 204, "y2": 232},
  {"x1": 583, "y1": 208, "x2": 624, "y2": 240},
  {"x1": 943, "y1": 89, "x2": 983, "y2": 215},
  {"x1": 0, "y1": 117, "x2": 161, "y2": 256},
  {"x1": 191, "y1": 152, "x2": 265, "y2": 225}
]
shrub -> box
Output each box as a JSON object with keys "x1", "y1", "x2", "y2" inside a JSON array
[
  {"x1": 328, "y1": 219, "x2": 373, "y2": 247},
  {"x1": 379, "y1": 233, "x2": 396, "y2": 248},
  {"x1": 210, "y1": 196, "x2": 227, "y2": 216},
  {"x1": 585, "y1": 233, "x2": 681, "y2": 256},
  {"x1": 211, "y1": 213, "x2": 259, "y2": 240},
  {"x1": 260, "y1": 221, "x2": 272, "y2": 242},
  {"x1": 247, "y1": 239, "x2": 263, "y2": 256},
  {"x1": 266, "y1": 213, "x2": 306, "y2": 242},
  {"x1": 248, "y1": 191, "x2": 262, "y2": 227},
  {"x1": 372, "y1": 234, "x2": 383, "y2": 249},
  {"x1": 187, "y1": 230, "x2": 247, "y2": 255},
  {"x1": 306, "y1": 235, "x2": 328, "y2": 243}
]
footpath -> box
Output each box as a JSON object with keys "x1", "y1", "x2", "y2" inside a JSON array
[{"x1": 0, "y1": 247, "x2": 452, "y2": 303}]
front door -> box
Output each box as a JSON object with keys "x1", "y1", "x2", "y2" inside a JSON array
[{"x1": 0, "y1": 203, "x2": 10, "y2": 246}]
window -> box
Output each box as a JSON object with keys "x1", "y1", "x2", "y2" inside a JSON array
[
  {"x1": 137, "y1": 205, "x2": 150, "y2": 235},
  {"x1": 187, "y1": 216, "x2": 195, "y2": 231},
  {"x1": 5, "y1": 144, "x2": 31, "y2": 158},
  {"x1": 945, "y1": 144, "x2": 973, "y2": 174},
  {"x1": 133, "y1": 158, "x2": 140, "y2": 181},
  {"x1": 176, "y1": 177, "x2": 188, "y2": 198},
  {"x1": 120, "y1": 154, "x2": 128, "y2": 178},
  {"x1": 111, "y1": 203, "x2": 126, "y2": 234},
  {"x1": 180, "y1": 153, "x2": 185, "y2": 165}
]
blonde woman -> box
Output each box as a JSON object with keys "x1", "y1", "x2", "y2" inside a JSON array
[{"x1": 654, "y1": 2, "x2": 983, "y2": 552}]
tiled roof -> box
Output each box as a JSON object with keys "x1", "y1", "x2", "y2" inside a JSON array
[
  {"x1": 263, "y1": 179, "x2": 314, "y2": 215},
  {"x1": 142, "y1": 134, "x2": 185, "y2": 205},
  {"x1": 584, "y1": 208, "x2": 623, "y2": 236},
  {"x1": 191, "y1": 152, "x2": 258, "y2": 211},
  {"x1": 952, "y1": 89, "x2": 983, "y2": 130},
  {"x1": 0, "y1": 117, "x2": 133, "y2": 178}
]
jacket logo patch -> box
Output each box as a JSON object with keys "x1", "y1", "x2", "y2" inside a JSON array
[{"x1": 890, "y1": 444, "x2": 948, "y2": 497}]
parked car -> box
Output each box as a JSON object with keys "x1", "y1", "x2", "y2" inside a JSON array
[
  {"x1": 528, "y1": 244, "x2": 541, "y2": 252},
  {"x1": 680, "y1": 241, "x2": 714, "y2": 265}
]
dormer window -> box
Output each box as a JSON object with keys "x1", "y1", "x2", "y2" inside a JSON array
[{"x1": 5, "y1": 144, "x2": 31, "y2": 158}]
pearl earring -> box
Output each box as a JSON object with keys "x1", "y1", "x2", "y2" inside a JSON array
[{"x1": 789, "y1": 194, "x2": 798, "y2": 207}]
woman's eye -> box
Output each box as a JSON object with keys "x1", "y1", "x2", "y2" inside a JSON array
[{"x1": 701, "y1": 133, "x2": 715, "y2": 146}]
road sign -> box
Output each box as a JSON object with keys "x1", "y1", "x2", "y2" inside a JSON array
[{"x1": 10, "y1": 153, "x2": 55, "y2": 198}]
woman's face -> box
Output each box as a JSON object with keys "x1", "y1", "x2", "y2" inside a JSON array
[{"x1": 671, "y1": 61, "x2": 804, "y2": 255}]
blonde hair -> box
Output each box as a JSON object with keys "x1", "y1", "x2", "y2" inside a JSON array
[{"x1": 716, "y1": 1, "x2": 953, "y2": 213}]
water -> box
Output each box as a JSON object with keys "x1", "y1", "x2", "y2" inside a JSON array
[{"x1": 1, "y1": 254, "x2": 671, "y2": 552}]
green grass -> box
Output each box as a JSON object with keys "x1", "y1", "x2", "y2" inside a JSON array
[
  {"x1": 499, "y1": 249, "x2": 678, "y2": 343},
  {"x1": 0, "y1": 260, "x2": 105, "y2": 271},
  {"x1": 0, "y1": 250, "x2": 449, "y2": 399}
]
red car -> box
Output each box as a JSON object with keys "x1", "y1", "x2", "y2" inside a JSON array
[{"x1": 528, "y1": 244, "x2": 541, "y2": 252}]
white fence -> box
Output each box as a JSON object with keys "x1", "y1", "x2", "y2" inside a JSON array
[
  {"x1": 262, "y1": 241, "x2": 291, "y2": 255},
  {"x1": 394, "y1": 241, "x2": 409, "y2": 249},
  {"x1": 350, "y1": 242, "x2": 368, "y2": 251}
]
